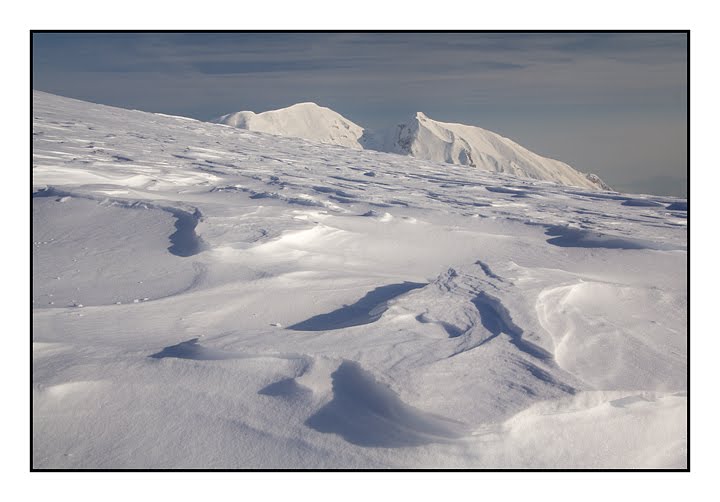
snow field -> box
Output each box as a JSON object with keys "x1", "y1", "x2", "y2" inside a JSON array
[{"x1": 32, "y1": 92, "x2": 686, "y2": 468}]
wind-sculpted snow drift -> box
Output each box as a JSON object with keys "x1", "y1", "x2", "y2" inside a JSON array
[{"x1": 33, "y1": 92, "x2": 686, "y2": 469}]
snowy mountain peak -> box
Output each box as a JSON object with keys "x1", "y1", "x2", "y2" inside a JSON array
[
  {"x1": 215, "y1": 104, "x2": 609, "y2": 190},
  {"x1": 213, "y1": 102, "x2": 365, "y2": 150},
  {"x1": 377, "y1": 112, "x2": 609, "y2": 190},
  {"x1": 287, "y1": 101, "x2": 322, "y2": 109}
]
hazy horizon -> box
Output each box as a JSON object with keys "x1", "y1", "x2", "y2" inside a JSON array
[{"x1": 32, "y1": 32, "x2": 688, "y2": 197}]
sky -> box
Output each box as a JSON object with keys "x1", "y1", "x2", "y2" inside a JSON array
[{"x1": 32, "y1": 32, "x2": 688, "y2": 197}]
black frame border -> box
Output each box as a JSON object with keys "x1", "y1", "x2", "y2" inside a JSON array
[{"x1": 30, "y1": 29, "x2": 691, "y2": 473}]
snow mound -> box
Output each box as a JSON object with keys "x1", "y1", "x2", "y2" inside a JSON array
[{"x1": 214, "y1": 102, "x2": 365, "y2": 150}]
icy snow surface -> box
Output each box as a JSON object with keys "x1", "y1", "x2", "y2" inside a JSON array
[{"x1": 32, "y1": 91, "x2": 687, "y2": 469}]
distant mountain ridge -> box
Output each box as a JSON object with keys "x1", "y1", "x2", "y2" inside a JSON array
[{"x1": 214, "y1": 103, "x2": 610, "y2": 190}]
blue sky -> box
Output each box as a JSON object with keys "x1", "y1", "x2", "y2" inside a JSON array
[{"x1": 32, "y1": 32, "x2": 688, "y2": 196}]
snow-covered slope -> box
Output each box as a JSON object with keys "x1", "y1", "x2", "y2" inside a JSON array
[
  {"x1": 361, "y1": 112, "x2": 609, "y2": 190},
  {"x1": 215, "y1": 104, "x2": 608, "y2": 190},
  {"x1": 33, "y1": 91, "x2": 686, "y2": 469},
  {"x1": 214, "y1": 102, "x2": 365, "y2": 150}
]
